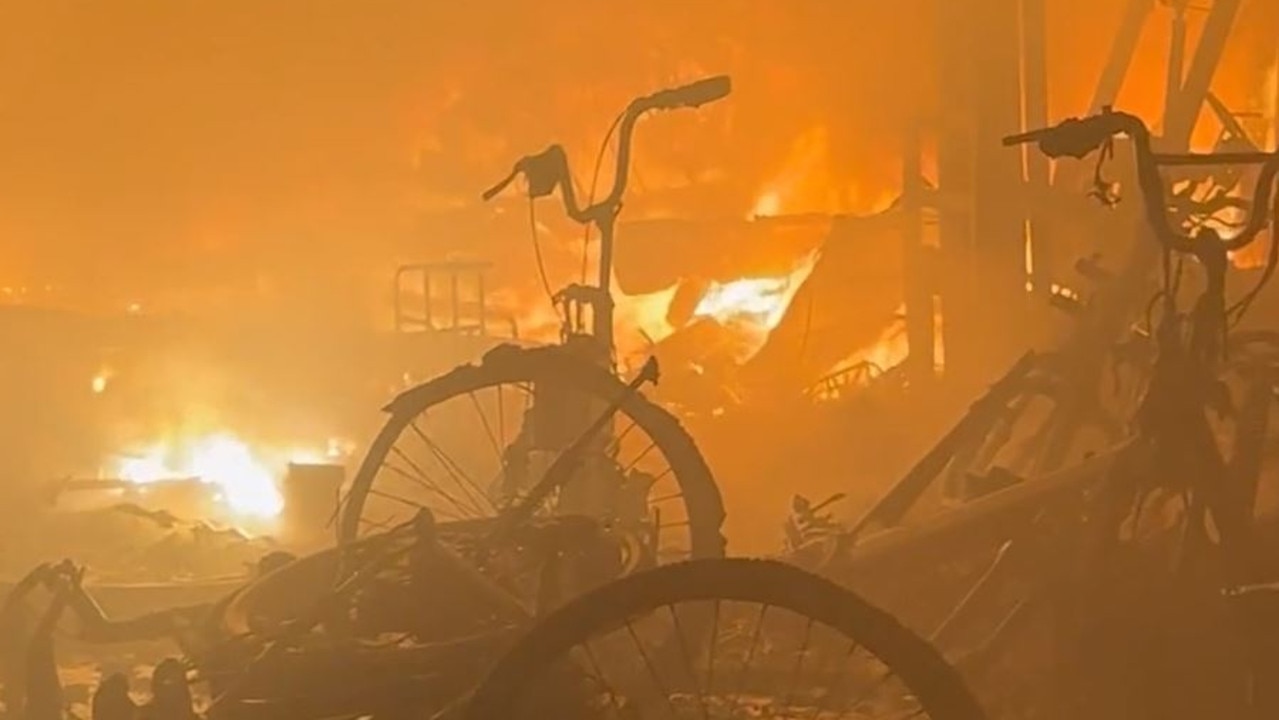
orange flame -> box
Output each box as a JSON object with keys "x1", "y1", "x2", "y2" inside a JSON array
[
  {"x1": 749, "y1": 126, "x2": 841, "y2": 218},
  {"x1": 828, "y1": 307, "x2": 911, "y2": 378},
  {"x1": 112, "y1": 433, "x2": 343, "y2": 523},
  {"x1": 615, "y1": 283, "x2": 679, "y2": 353},
  {"x1": 818, "y1": 301, "x2": 946, "y2": 397},
  {"x1": 91, "y1": 366, "x2": 113, "y2": 394},
  {"x1": 690, "y1": 251, "x2": 820, "y2": 361}
]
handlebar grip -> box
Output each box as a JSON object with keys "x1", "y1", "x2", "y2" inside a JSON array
[
  {"x1": 1002, "y1": 116, "x2": 1125, "y2": 160},
  {"x1": 1002, "y1": 130, "x2": 1043, "y2": 147},
  {"x1": 643, "y1": 75, "x2": 733, "y2": 111}
]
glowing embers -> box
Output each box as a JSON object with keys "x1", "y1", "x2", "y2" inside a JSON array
[
  {"x1": 91, "y1": 366, "x2": 113, "y2": 394},
  {"x1": 693, "y1": 276, "x2": 792, "y2": 330},
  {"x1": 751, "y1": 190, "x2": 783, "y2": 218}
]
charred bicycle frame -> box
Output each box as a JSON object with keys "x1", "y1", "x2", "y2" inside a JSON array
[{"x1": 787, "y1": 109, "x2": 1279, "y2": 717}]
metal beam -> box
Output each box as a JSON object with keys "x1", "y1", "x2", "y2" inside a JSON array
[
  {"x1": 972, "y1": 0, "x2": 1028, "y2": 364},
  {"x1": 1165, "y1": 0, "x2": 1244, "y2": 148},
  {"x1": 902, "y1": 124, "x2": 936, "y2": 385},
  {"x1": 933, "y1": 0, "x2": 978, "y2": 383},
  {"x1": 1089, "y1": 0, "x2": 1154, "y2": 115},
  {"x1": 1022, "y1": 0, "x2": 1049, "y2": 177},
  {"x1": 1163, "y1": 4, "x2": 1187, "y2": 126},
  {"x1": 1021, "y1": 0, "x2": 1053, "y2": 294},
  {"x1": 837, "y1": 448, "x2": 1121, "y2": 577},
  {"x1": 1272, "y1": 47, "x2": 1279, "y2": 152},
  {"x1": 1205, "y1": 91, "x2": 1260, "y2": 149}
]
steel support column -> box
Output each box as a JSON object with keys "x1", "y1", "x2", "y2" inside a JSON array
[
  {"x1": 902, "y1": 123, "x2": 935, "y2": 386},
  {"x1": 1165, "y1": 0, "x2": 1244, "y2": 148},
  {"x1": 1089, "y1": 0, "x2": 1154, "y2": 115},
  {"x1": 972, "y1": 0, "x2": 1029, "y2": 368},
  {"x1": 1164, "y1": 4, "x2": 1188, "y2": 125},
  {"x1": 934, "y1": 0, "x2": 978, "y2": 382},
  {"x1": 1021, "y1": 0, "x2": 1053, "y2": 296}
]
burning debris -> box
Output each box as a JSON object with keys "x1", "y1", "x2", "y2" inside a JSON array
[
  {"x1": 687, "y1": 250, "x2": 820, "y2": 363},
  {"x1": 111, "y1": 434, "x2": 289, "y2": 521}
]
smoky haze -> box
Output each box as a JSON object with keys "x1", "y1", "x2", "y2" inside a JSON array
[
  {"x1": 0, "y1": 0, "x2": 1274, "y2": 520},
  {"x1": 1, "y1": 0, "x2": 1270, "y2": 317}
]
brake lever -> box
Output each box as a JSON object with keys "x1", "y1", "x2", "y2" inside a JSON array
[
  {"x1": 481, "y1": 146, "x2": 570, "y2": 203},
  {"x1": 1004, "y1": 113, "x2": 1125, "y2": 161},
  {"x1": 481, "y1": 167, "x2": 520, "y2": 202}
]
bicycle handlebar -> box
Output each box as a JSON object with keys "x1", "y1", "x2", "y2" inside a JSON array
[
  {"x1": 480, "y1": 76, "x2": 733, "y2": 224},
  {"x1": 634, "y1": 75, "x2": 732, "y2": 113},
  {"x1": 1005, "y1": 109, "x2": 1279, "y2": 254}
]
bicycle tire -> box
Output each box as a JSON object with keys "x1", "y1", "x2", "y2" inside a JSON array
[
  {"x1": 462, "y1": 557, "x2": 987, "y2": 720},
  {"x1": 340, "y1": 344, "x2": 726, "y2": 563}
]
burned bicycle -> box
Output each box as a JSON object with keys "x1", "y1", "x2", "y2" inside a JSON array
[
  {"x1": 784, "y1": 108, "x2": 1279, "y2": 720},
  {"x1": 335, "y1": 77, "x2": 739, "y2": 592}
]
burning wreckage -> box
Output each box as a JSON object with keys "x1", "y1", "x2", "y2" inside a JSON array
[
  {"x1": 6, "y1": 9, "x2": 1279, "y2": 718},
  {"x1": 0, "y1": 76, "x2": 987, "y2": 720}
]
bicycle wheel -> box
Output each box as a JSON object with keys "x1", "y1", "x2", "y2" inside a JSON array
[
  {"x1": 461, "y1": 558, "x2": 987, "y2": 720},
  {"x1": 340, "y1": 344, "x2": 725, "y2": 567}
]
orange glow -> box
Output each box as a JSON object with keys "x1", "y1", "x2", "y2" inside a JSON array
[
  {"x1": 750, "y1": 126, "x2": 831, "y2": 217},
  {"x1": 1265, "y1": 58, "x2": 1278, "y2": 151},
  {"x1": 615, "y1": 283, "x2": 679, "y2": 352},
  {"x1": 451, "y1": 119, "x2": 897, "y2": 364},
  {"x1": 829, "y1": 312, "x2": 910, "y2": 380},
  {"x1": 752, "y1": 190, "x2": 783, "y2": 218},
  {"x1": 860, "y1": 328, "x2": 912, "y2": 374},
  {"x1": 488, "y1": 282, "x2": 565, "y2": 347},
  {"x1": 1231, "y1": 238, "x2": 1272, "y2": 271},
  {"x1": 0, "y1": 1, "x2": 1274, "y2": 319},
  {"x1": 820, "y1": 301, "x2": 946, "y2": 391},
  {"x1": 748, "y1": 125, "x2": 896, "y2": 219},
  {"x1": 91, "y1": 367, "x2": 113, "y2": 394},
  {"x1": 490, "y1": 279, "x2": 680, "y2": 361}
]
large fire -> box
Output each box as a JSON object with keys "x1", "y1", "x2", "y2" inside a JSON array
[
  {"x1": 818, "y1": 301, "x2": 946, "y2": 395},
  {"x1": 112, "y1": 433, "x2": 337, "y2": 522},
  {"x1": 692, "y1": 276, "x2": 794, "y2": 327},
  {"x1": 690, "y1": 251, "x2": 821, "y2": 361},
  {"x1": 615, "y1": 283, "x2": 680, "y2": 352},
  {"x1": 828, "y1": 306, "x2": 910, "y2": 378},
  {"x1": 667, "y1": 126, "x2": 857, "y2": 362}
]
